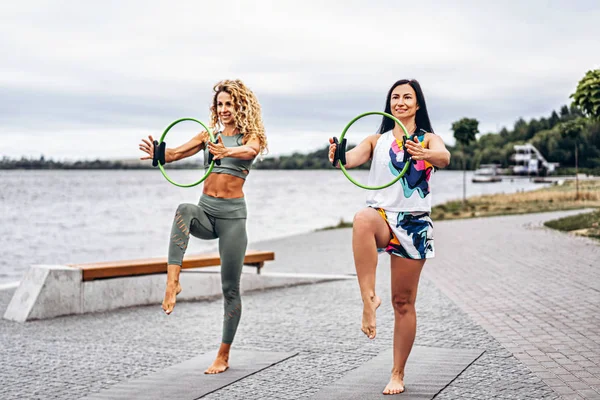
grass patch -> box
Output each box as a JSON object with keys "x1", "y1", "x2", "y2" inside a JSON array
[
  {"x1": 431, "y1": 178, "x2": 600, "y2": 240},
  {"x1": 432, "y1": 179, "x2": 600, "y2": 221},
  {"x1": 544, "y1": 210, "x2": 600, "y2": 239}
]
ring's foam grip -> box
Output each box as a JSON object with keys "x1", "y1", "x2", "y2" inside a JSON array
[
  {"x1": 402, "y1": 134, "x2": 416, "y2": 163},
  {"x1": 207, "y1": 138, "x2": 222, "y2": 166},
  {"x1": 152, "y1": 140, "x2": 166, "y2": 167},
  {"x1": 158, "y1": 142, "x2": 166, "y2": 165},
  {"x1": 332, "y1": 137, "x2": 347, "y2": 167}
]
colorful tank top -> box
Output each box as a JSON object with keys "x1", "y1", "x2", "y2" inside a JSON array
[{"x1": 366, "y1": 129, "x2": 434, "y2": 212}]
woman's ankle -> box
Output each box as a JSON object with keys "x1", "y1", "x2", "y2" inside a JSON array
[{"x1": 166, "y1": 264, "x2": 181, "y2": 283}]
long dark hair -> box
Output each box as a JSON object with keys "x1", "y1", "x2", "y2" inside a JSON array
[{"x1": 376, "y1": 79, "x2": 434, "y2": 134}]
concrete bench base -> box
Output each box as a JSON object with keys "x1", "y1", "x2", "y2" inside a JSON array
[{"x1": 3, "y1": 265, "x2": 354, "y2": 322}]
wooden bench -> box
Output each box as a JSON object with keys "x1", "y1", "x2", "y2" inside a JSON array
[{"x1": 69, "y1": 250, "x2": 275, "y2": 281}]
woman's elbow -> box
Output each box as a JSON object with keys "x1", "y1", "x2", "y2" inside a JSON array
[
  {"x1": 437, "y1": 151, "x2": 451, "y2": 169},
  {"x1": 243, "y1": 148, "x2": 258, "y2": 160},
  {"x1": 442, "y1": 150, "x2": 450, "y2": 168}
]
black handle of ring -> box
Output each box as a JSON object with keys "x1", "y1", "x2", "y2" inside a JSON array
[
  {"x1": 332, "y1": 137, "x2": 347, "y2": 167},
  {"x1": 153, "y1": 140, "x2": 166, "y2": 167},
  {"x1": 207, "y1": 139, "x2": 221, "y2": 166},
  {"x1": 402, "y1": 134, "x2": 416, "y2": 163}
]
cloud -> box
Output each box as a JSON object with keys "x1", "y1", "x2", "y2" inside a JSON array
[{"x1": 1, "y1": 1, "x2": 599, "y2": 159}]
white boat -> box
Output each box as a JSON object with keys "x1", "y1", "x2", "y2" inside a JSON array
[
  {"x1": 511, "y1": 144, "x2": 559, "y2": 176},
  {"x1": 472, "y1": 164, "x2": 502, "y2": 183}
]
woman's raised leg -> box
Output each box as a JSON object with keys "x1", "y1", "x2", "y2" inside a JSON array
[
  {"x1": 163, "y1": 203, "x2": 216, "y2": 314},
  {"x1": 352, "y1": 207, "x2": 391, "y2": 339}
]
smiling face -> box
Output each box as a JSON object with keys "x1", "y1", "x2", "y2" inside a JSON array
[
  {"x1": 216, "y1": 91, "x2": 236, "y2": 126},
  {"x1": 390, "y1": 84, "x2": 419, "y2": 122}
]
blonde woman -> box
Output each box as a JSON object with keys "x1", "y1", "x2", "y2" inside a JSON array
[{"x1": 139, "y1": 79, "x2": 268, "y2": 374}]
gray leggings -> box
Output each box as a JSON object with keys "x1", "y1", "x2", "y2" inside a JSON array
[{"x1": 168, "y1": 194, "x2": 248, "y2": 345}]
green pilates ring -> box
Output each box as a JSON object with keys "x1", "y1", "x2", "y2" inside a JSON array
[
  {"x1": 338, "y1": 111, "x2": 411, "y2": 190},
  {"x1": 158, "y1": 118, "x2": 215, "y2": 188}
]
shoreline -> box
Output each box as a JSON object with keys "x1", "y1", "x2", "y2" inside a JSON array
[{"x1": 321, "y1": 178, "x2": 600, "y2": 237}]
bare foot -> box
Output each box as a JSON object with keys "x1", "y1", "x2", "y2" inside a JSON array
[
  {"x1": 162, "y1": 282, "x2": 182, "y2": 315},
  {"x1": 204, "y1": 356, "x2": 229, "y2": 374},
  {"x1": 383, "y1": 371, "x2": 405, "y2": 395},
  {"x1": 361, "y1": 295, "x2": 382, "y2": 339}
]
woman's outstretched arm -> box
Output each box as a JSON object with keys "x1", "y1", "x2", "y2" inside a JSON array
[
  {"x1": 139, "y1": 132, "x2": 209, "y2": 163},
  {"x1": 328, "y1": 135, "x2": 376, "y2": 169}
]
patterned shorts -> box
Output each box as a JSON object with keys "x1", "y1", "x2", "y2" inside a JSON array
[{"x1": 373, "y1": 208, "x2": 435, "y2": 259}]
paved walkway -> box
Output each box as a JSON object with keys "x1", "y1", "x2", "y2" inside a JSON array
[
  {"x1": 425, "y1": 210, "x2": 600, "y2": 400},
  {"x1": 0, "y1": 209, "x2": 598, "y2": 399}
]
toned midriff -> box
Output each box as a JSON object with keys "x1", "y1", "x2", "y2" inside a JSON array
[{"x1": 202, "y1": 172, "x2": 247, "y2": 198}]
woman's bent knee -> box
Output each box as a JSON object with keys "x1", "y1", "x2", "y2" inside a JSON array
[
  {"x1": 176, "y1": 203, "x2": 197, "y2": 216},
  {"x1": 353, "y1": 208, "x2": 381, "y2": 230},
  {"x1": 353, "y1": 208, "x2": 389, "y2": 247}
]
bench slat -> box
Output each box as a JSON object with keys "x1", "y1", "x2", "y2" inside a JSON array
[{"x1": 70, "y1": 250, "x2": 274, "y2": 281}]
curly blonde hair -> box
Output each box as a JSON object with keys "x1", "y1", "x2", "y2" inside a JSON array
[{"x1": 210, "y1": 79, "x2": 268, "y2": 155}]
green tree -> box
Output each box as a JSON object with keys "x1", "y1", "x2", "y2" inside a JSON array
[
  {"x1": 559, "y1": 118, "x2": 588, "y2": 199},
  {"x1": 571, "y1": 68, "x2": 600, "y2": 120},
  {"x1": 452, "y1": 118, "x2": 479, "y2": 202},
  {"x1": 549, "y1": 111, "x2": 560, "y2": 128}
]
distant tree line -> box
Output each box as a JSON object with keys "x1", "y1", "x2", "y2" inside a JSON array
[
  {"x1": 4, "y1": 67, "x2": 600, "y2": 175},
  {"x1": 446, "y1": 104, "x2": 600, "y2": 174},
  {"x1": 449, "y1": 68, "x2": 600, "y2": 176},
  {"x1": 0, "y1": 156, "x2": 200, "y2": 170},
  {"x1": 255, "y1": 144, "x2": 371, "y2": 170},
  {"x1": 3, "y1": 110, "x2": 598, "y2": 174},
  {"x1": 0, "y1": 146, "x2": 370, "y2": 170},
  {"x1": 254, "y1": 104, "x2": 600, "y2": 174},
  {"x1": 4, "y1": 110, "x2": 598, "y2": 174}
]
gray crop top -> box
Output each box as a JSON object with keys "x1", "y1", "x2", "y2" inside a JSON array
[{"x1": 203, "y1": 133, "x2": 254, "y2": 180}]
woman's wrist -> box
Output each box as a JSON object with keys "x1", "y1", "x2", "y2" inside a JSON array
[
  {"x1": 423, "y1": 148, "x2": 450, "y2": 168},
  {"x1": 422, "y1": 148, "x2": 432, "y2": 162}
]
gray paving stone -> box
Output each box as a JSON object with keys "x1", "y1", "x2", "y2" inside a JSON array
[
  {"x1": 1, "y1": 210, "x2": 595, "y2": 399},
  {"x1": 424, "y1": 210, "x2": 600, "y2": 399}
]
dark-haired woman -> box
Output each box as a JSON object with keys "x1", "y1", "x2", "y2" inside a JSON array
[{"x1": 328, "y1": 79, "x2": 450, "y2": 395}]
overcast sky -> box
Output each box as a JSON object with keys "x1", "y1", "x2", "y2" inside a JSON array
[{"x1": 1, "y1": 1, "x2": 599, "y2": 160}]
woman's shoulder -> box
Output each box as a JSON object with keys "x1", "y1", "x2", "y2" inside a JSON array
[
  {"x1": 418, "y1": 130, "x2": 434, "y2": 140},
  {"x1": 371, "y1": 132, "x2": 388, "y2": 146},
  {"x1": 420, "y1": 131, "x2": 438, "y2": 148},
  {"x1": 373, "y1": 130, "x2": 391, "y2": 139}
]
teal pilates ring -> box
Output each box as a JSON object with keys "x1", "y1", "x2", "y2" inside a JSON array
[
  {"x1": 158, "y1": 118, "x2": 215, "y2": 188},
  {"x1": 338, "y1": 111, "x2": 411, "y2": 190}
]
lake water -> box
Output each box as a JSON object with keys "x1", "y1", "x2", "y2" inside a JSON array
[{"x1": 0, "y1": 169, "x2": 547, "y2": 284}]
